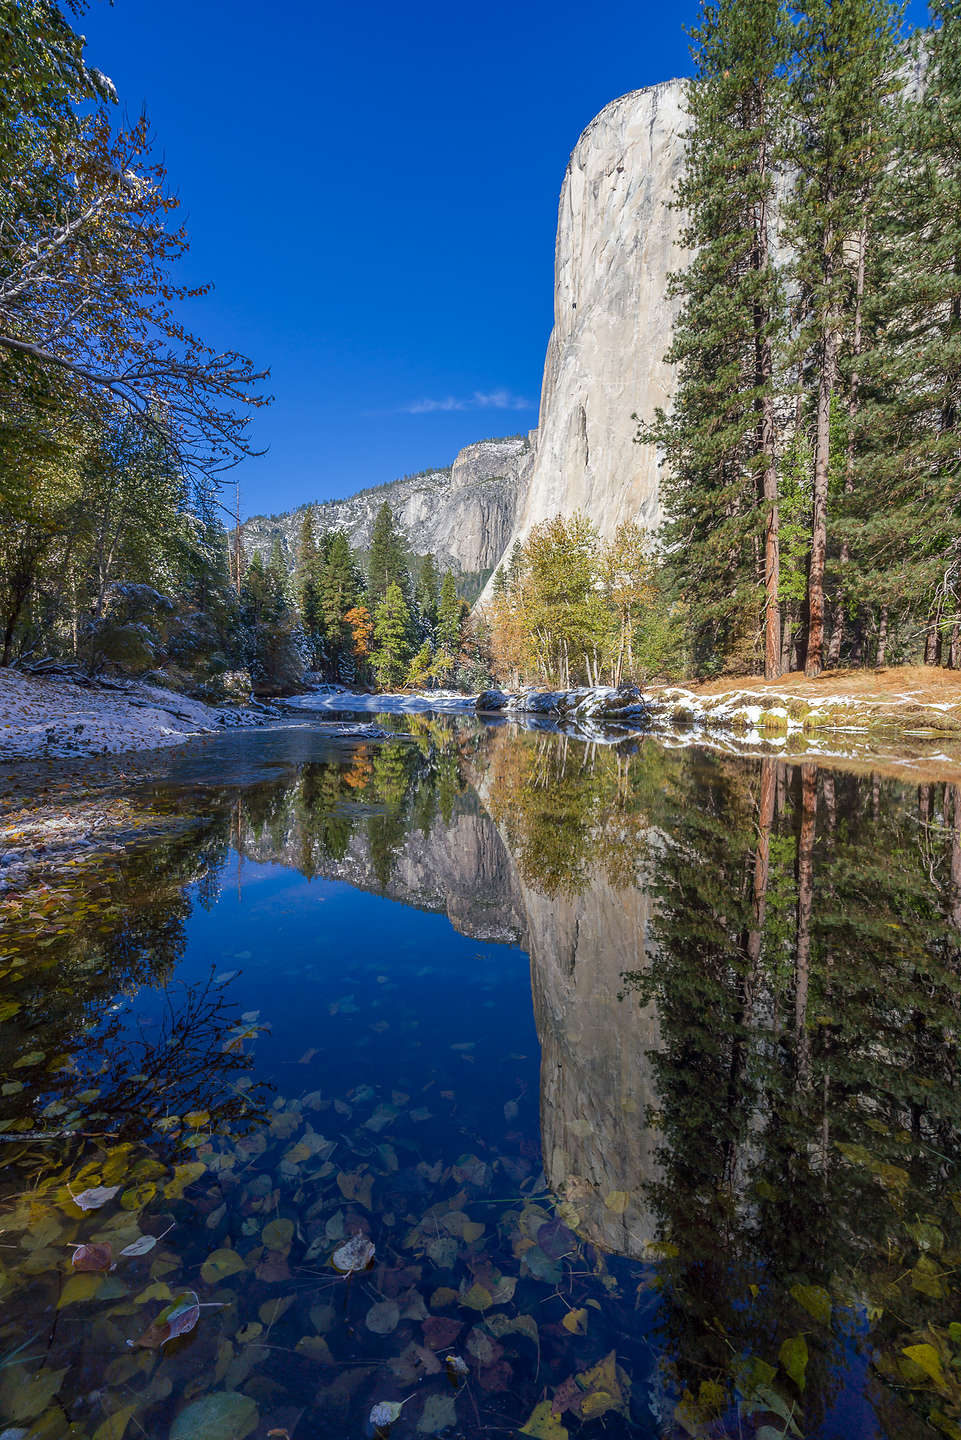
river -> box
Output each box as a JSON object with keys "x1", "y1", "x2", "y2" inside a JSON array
[{"x1": 0, "y1": 708, "x2": 958, "y2": 1440}]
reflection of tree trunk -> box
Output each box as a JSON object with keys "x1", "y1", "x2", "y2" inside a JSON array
[
  {"x1": 950, "y1": 785, "x2": 961, "y2": 933},
  {"x1": 919, "y1": 783, "x2": 932, "y2": 829},
  {"x1": 821, "y1": 773, "x2": 836, "y2": 834},
  {"x1": 746, "y1": 760, "x2": 777, "y2": 976},
  {"x1": 795, "y1": 764, "x2": 817, "y2": 1086},
  {"x1": 728, "y1": 760, "x2": 778, "y2": 1187}
]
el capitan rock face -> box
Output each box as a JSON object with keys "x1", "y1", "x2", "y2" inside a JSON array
[
  {"x1": 482, "y1": 80, "x2": 688, "y2": 595},
  {"x1": 242, "y1": 78, "x2": 689, "y2": 592}
]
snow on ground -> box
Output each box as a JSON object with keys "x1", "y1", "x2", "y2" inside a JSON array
[
  {"x1": 0, "y1": 668, "x2": 273, "y2": 763},
  {"x1": 284, "y1": 687, "x2": 478, "y2": 714}
]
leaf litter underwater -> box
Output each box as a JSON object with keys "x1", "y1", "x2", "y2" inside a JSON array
[{"x1": 2, "y1": 722, "x2": 961, "y2": 1439}]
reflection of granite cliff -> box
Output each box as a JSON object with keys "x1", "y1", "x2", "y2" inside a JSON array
[
  {"x1": 523, "y1": 876, "x2": 660, "y2": 1257},
  {"x1": 238, "y1": 794, "x2": 524, "y2": 945},
  {"x1": 237, "y1": 782, "x2": 660, "y2": 1258}
]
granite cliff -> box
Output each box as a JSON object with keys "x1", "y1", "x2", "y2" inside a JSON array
[
  {"x1": 242, "y1": 77, "x2": 688, "y2": 595},
  {"x1": 493, "y1": 80, "x2": 687, "y2": 584}
]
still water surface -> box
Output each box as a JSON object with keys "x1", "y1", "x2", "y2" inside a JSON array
[{"x1": 1, "y1": 715, "x2": 960, "y2": 1440}]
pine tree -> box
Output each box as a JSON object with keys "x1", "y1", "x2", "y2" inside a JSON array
[
  {"x1": 784, "y1": 0, "x2": 902, "y2": 674},
  {"x1": 267, "y1": 536, "x2": 289, "y2": 613},
  {"x1": 415, "y1": 552, "x2": 439, "y2": 631},
  {"x1": 319, "y1": 530, "x2": 363, "y2": 677},
  {"x1": 372, "y1": 580, "x2": 414, "y2": 690},
  {"x1": 637, "y1": 0, "x2": 790, "y2": 676},
  {"x1": 436, "y1": 571, "x2": 463, "y2": 658},
  {"x1": 854, "y1": 3, "x2": 961, "y2": 666},
  {"x1": 406, "y1": 640, "x2": 434, "y2": 690},
  {"x1": 367, "y1": 502, "x2": 411, "y2": 606},
  {"x1": 295, "y1": 506, "x2": 325, "y2": 664}
]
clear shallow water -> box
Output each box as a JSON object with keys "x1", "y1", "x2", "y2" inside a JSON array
[{"x1": 0, "y1": 716, "x2": 960, "y2": 1440}]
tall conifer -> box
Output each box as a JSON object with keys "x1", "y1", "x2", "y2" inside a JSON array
[
  {"x1": 638, "y1": 0, "x2": 789, "y2": 676},
  {"x1": 855, "y1": 2, "x2": 961, "y2": 665},
  {"x1": 784, "y1": 0, "x2": 902, "y2": 674},
  {"x1": 367, "y1": 502, "x2": 411, "y2": 606}
]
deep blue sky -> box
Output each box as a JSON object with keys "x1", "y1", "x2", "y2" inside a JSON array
[{"x1": 82, "y1": 0, "x2": 928, "y2": 520}]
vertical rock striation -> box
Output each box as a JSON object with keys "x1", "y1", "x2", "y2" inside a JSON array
[{"x1": 483, "y1": 79, "x2": 688, "y2": 594}]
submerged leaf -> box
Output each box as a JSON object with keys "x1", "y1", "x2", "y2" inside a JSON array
[
  {"x1": 0, "y1": 1368, "x2": 69, "y2": 1423},
  {"x1": 446, "y1": 1354, "x2": 470, "y2": 1386},
  {"x1": 68, "y1": 1184, "x2": 120, "y2": 1212},
  {"x1": 538, "y1": 1219, "x2": 576, "y2": 1260},
  {"x1": 561, "y1": 1307, "x2": 588, "y2": 1335},
  {"x1": 129, "y1": 1291, "x2": 201, "y2": 1349},
  {"x1": 370, "y1": 1400, "x2": 405, "y2": 1432},
  {"x1": 902, "y1": 1343, "x2": 948, "y2": 1391},
  {"x1": 70, "y1": 1241, "x2": 113, "y2": 1272},
  {"x1": 120, "y1": 1223, "x2": 173, "y2": 1258},
  {"x1": 422, "y1": 1317, "x2": 462, "y2": 1349},
  {"x1": 366, "y1": 1300, "x2": 400, "y2": 1335},
  {"x1": 520, "y1": 1401, "x2": 568, "y2": 1439},
  {"x1": 331, "y1": 1233, "x2": 375, "y2": 1273},
  {"x1": 262, "y1": 1217, "x2": 294, "y2": 1252},
  {"x1": 91, "y1": 1404, "x2": 138, "y2": 1440},
  {"x1": 779, "y1": 1335, "x2": 809, "y2": 1392},
  {"x1": 790, "y1": 1283, "x2": 831, "y2": 1326},
  {"x1": 58, "y1": 1272, "x2": 105, "y2": 1306},
  {"x1": 168, "y1": 1392, "x2": 258, "y2": 1440},
  {"x1": 201, "y1": 1248, "x2": 247, "y2": 1284},
  {"x1": 417, "y1": 1394, "x2": 457, "y2": 1435}
]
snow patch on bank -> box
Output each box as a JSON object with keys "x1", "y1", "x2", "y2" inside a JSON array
[
  {"x1": 0, "y1": 669, "x2": 276, "y2": 762},
  {"x1": 285, "y1": 687, "x2": 478, "y2": 714}
]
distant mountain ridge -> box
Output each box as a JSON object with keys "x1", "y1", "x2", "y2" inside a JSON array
[{"x1": 240, "y1": 433, "x2": 534, "y2": 598}]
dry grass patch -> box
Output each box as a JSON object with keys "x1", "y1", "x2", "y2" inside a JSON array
[{"x1": 682, "y1": 665, "x2": 961, "y2": 704}]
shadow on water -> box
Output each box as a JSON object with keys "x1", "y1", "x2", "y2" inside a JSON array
[{"x1": 0, "y1": 716, "x2": 960, "y2": 1438}]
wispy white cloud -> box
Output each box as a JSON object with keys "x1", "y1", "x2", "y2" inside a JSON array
[{"x1": 400, "y1": 389, "x2": 535, "y2": 415}]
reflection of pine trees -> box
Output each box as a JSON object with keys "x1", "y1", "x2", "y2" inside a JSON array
[
  {"x1": 623, "y1": 757, "x2": 961, "y2": 1437},
  {"x1": 235, "y1": 729, "x2": 468, "y2": 889},
  {"x1": 486, "y1": 731, "x2": 646, "y2": 896}
]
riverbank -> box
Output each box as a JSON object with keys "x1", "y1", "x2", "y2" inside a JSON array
[
  {"x1": 5, "y1": 664, "x2": 961, "y2": 765},
  {"x1": 648, "y1": 666, "x2": 961, "y2": 741}
]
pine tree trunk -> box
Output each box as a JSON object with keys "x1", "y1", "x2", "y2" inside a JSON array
[
  {"x1": 924, "y1": 614, "x2": 942, "y2": 667},
  {"x1": 949, "y1": 623, "x2": 960, "y2": 670},
  {"x1": 828, "y1": 208, "x2": 868, "y2": 669},
  {"x1": 806, "y1": 317, "x2": 837, "y2": 677},
  {"x1": 780, "y1": 604, "x2": 794, "y2": 674},
  {"x1": 754, "y1": 148, "x2": 781, "y2": 680},
  {"x1": 876, "y1": 604, "x2": 888, "y2": 666}
]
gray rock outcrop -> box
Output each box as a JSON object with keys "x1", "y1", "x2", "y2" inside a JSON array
[{"x1": 240, "y1": 434, "x2": 534, "y2": 592}]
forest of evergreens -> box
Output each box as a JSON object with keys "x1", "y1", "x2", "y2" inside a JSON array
[{"x1": 644, "y1": 0, "x2": 961, "y2": 680}]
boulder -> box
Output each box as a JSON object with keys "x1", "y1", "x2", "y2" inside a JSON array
[{"x1": 475, "y1": 689, "x2": 508, "y2": 711}]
